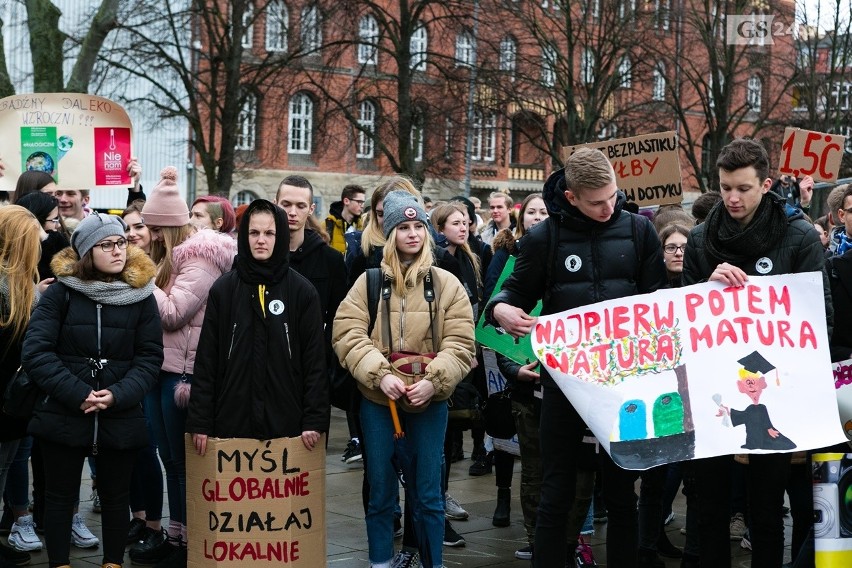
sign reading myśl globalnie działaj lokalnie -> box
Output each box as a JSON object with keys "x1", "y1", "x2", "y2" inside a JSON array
[{"x1": 531, "y1": 273, "x2": 845, "y2": 470}]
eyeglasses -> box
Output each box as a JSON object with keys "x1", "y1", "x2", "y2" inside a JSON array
[
  {"x1": 97, "y1": 239, "x2": 128, "y2": 252},
  {"x1": 350, "y1": 199, "x2": 366, "y2": 205},
  {"x1": 47, "y1": 217, "x2": 61, "y2": 226},
  {"x1": 664, "y1": 244, "x2": 686, "y2": 254}
]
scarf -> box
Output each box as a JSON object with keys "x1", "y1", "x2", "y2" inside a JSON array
[
  {"x1": 0, "y1": 276, "x2": 39, "y2": 312},
  {"x1": 703, "y1": 194, "x2": 789, "y2": 266},
  {"x1": 837, "y1": 232, "x2": 852, "y2": 256},
  {"x1": 57, "y1": 276, "x2": 154, "y2": 306}
]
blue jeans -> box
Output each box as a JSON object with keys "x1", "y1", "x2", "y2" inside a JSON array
[
  {"x1": 146, "y1": 371, "x2": 188, "y2": 525},
  {"x1": 4, "y1": 436, "x2": 31, "y2": 509},
  {"x1": 361, "y1": 398, "x2": 447, "y2": 567}
]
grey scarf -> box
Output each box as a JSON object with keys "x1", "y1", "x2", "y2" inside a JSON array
[
  {"x1": 0, "y1": 275, "x2": 40, "y2": 311},
  {"x1": 57, "y1": 276, "x2": 154, "y2": 306}
]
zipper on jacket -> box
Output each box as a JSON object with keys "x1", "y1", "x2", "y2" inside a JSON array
[
  {"x1": 283, "y1": 322, "x2": 292, "y2": 358},
  {"x1": 92, "y1": 303, "x2": 102, "y2": 456},
  {"x1": 399, "y1": 297, "x2": 406, "y2": 352},
  {"x1": 227, "y1": 323, "x2": 237, "y2": 359}
]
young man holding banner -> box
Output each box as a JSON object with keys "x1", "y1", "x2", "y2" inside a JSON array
[
  {"x1": 682, "y1": 138, "x2": 831, "y2": 567},
  {"x1": 486, "y1": 148, "x2": 667, "y2": 567}
]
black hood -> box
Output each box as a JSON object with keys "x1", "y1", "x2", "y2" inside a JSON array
[
  {"x1": 328, "y1": 200, "x2": 345, "y2": 220},
  {"x1": 235, "y1": 199, "x2": 289, "y2": 285},
  {"x1": 289, "y1": 229, "x2": 325, "y2": 262},
  {"x1": 542, "y1": 167, "x2": 627, "y2": 230}
]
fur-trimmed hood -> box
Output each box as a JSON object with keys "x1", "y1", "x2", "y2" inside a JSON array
[
  {"x1": 491, "y1": 228, "x2": 517, "y2": 255},
  {"x1": 171, "y1": 228, "x2": 236, "y2": 274},
  {"x1": 51, "y1": 244, "x2": 157, "y2": 288}
]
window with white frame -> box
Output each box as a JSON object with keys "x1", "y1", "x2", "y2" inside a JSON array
[
  {"x1": 288, "y1": 93, "x2": 313, "y2": 154},
  {"x1": 411, "y1": 110, "x2": 424, "y2": 162},
  {"x1": 652, "y1": 62, "x2": 666, "y2": 101},
  {"x1": 654, "y1": 0, "x2": 670, "y2": 31},
  {"x1": 747, "y1": 75, "x2": 762, "y2": 112},
  {"x1": 410, "y1": 22, "x2": 427, "y2": 71},
  {"x1": 300, "y1": 5, "x2": 322, "y2": 53},
  {"x1": 236, "y1": 91, "x2": 257, "y2": 151},
  {"x1": 619, "y1": 0, "x2": 636, "y2": 19},
  {"x1": 356, "y1": 100, "x2": 376, "y2": 159},
  {"x1": 265, "y1": 0, "x2": 288, "y2": 52},
  {"x1": 444, "y1": 118, "x2": 453, "y2": 160},
  {"x1": 232, "y1": 190, "x2": 259, "y2": 207},
  {"x1": 700, "y1": 134, "x2": 713, "y2": 175},
  {"x1": 472, "y1": 110, "x2": 496, "y2": 161},
  {"x1": 831, "y1": 82, "x2": 852, "y2": 110},
  {"x1": 241, "y1": 3, "x2": 254, "y2": 49},
  {"x1": 581, "y1": 48, "x2": 594, "y2": 84},
  {"x1": 358, "y1": 14, "x2": 379, "y2": 65},
  {"x1": 455, "y1": 31, "x2": 475, "y2": 67},
  {"x1": 500, "y1": 36, "x2": 516, "y2": 75},
  {"x1": 542, "y1": 45, "x2": 557, "y2": 87},
  {"x1": 587, "y1": 0, "x2": 600, "y2": 20},
  {"x1": 618, "y1": 56, "x2": 632, "y2": 88},
  {"x1": 708, "y1": 73, "x2": 716, "y2": 109}
]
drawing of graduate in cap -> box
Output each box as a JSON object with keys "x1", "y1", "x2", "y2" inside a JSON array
[{"x1": 715, "y1": 351, "x2": 797, "y2": 451}]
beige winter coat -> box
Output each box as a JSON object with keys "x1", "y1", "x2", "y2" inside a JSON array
[{"x1": 332, "y1": 263, "x2": 475, "y2": 407}]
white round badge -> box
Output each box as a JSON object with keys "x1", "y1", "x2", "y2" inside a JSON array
[
  {"x1": 565, "y1": 255, "x2": 582, "y2": 272},
  {"x1": 755, "y1": 257, "x2": 773, "y2": 274},
  {"x1": 269, "y1": 300, "x2": 285, "y2": 316}
]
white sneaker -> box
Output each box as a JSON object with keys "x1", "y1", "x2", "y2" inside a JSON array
[
  {"x1": 444, "y1": 493, "x2": 469, "y2": 520},
  {"x1": 71, "y1": 513, "x2": 99, "y2": 548},
  {"x1": 8, "y1": 514, "x2": 42, "y2": 552}
]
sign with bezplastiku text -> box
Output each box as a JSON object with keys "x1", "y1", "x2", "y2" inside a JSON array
[
  {"x1": 562, "y1": 131, "x2": 682, "y2": 207},
  {"x1": 0, "y1": 93, "x2": 132, "y2": 190},
  {"x1": 831, "y1": 359, "x2": 852, "y2": 441},
  {"x1": 779, "y1": 127, "x2": 846, "y2": 183},
  {"x1": 531, "y1": 273, "x2": 844, "y2": 470},
  {"x1": 186, "y1": 435, "x2": 326, "y2": 567}
]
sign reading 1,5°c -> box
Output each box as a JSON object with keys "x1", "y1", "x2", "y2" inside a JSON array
[{"x1": 779, "y1": 127, "x2": 846, "y2": 183}]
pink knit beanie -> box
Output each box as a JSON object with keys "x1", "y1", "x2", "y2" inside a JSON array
[{"x1": 142, "y1": 167, "x2": 190, "y2": 227}]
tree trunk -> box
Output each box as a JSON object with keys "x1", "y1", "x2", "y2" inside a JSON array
[
  {"x1": 66, "y1": 0, "x2": 120, "y2": 93},
  {"x1": 26, "y1": 0, "x2": 64, "y2": 92}
]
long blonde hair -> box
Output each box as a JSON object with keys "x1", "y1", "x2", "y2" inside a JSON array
[
  {"x1": 362, "y1": 176, "x2": 424, "y2": 256},
  {"x1": 149, "y1": 224, "x2": 196, "y2": 288},
  {"x1": 0, "y1": 206, "x2": 41, "y2": 342},
  {"x1": 382, "y1": 224, "x2": 435, "y2": 297},
  {"x1": 431, "y1": 202, "x2": 481, "y2": 287}
]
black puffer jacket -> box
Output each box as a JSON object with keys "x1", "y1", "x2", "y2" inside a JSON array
[
  {"x1": 22, "y1": 247, "x2": 163, "y2": 450},
  {"x1": 486, "y1": 169, "x2": 667, "y2": 388},
  {"x1": 187, "y1": 201, "x2": 329, "y2": 439},
  {"x1": 289, "y1": 229, "x2": 347, "y2": 334}
]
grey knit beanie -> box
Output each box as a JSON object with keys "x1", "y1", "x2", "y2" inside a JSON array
[
  {"x1": 71, "y1": 212, "x2": 127, "y2": 258},
  {"x1": 382, "y1": 191, "x2": 428, "y2": 238}
]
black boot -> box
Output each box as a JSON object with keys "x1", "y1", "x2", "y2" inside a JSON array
[
  {"x1": 492, "y1": 487, "x2": 510, "y2": 527},
  {"x1": 638, "y1": 547, "x2": 665, "y2": 568},
  {"x1": 656, "y1": 528, "x2": 683, "y2": 558}
]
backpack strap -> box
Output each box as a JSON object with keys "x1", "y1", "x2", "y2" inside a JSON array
[
  {"x1": 373, "y1": 268, "x2": 437, "y2": 354},
  {"x1": 365, "y1": 267, "x2": 382, "y2": 337},
  {"x1": 423, "y1": 269, "x2": 437, "y2": 353}
]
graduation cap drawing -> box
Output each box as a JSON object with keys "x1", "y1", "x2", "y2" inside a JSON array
[{"x1": 737, "y1": 351, "x2": 780, "y2": 386}]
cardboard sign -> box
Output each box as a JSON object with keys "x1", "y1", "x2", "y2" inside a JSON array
[
  {"x1": 779, "y1": 127, "x2": 846, "y2": 183},
  {"x1": 476, "y1": 256, "x2": 542, "y2": 365},
  {"x1": 531, "y1": 273, "x2": 845, "y2": 470},
  {"x1": 186, "y1": 435, "x2": 326, "y2": 567},
  {"x1": 813, "y1": 452, "x2": 852, "y2": 567},
  {"x1": 562, "y1": 131, "x2": 683, "y2": 207},
  {"x1": 482, "y1": 348, "x2": 521, "y2": 456},
  {"x1": 0, "y1": 93, "x2": 132, "y2": 190}
]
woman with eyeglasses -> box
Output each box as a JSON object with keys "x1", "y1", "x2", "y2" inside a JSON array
[
  {"x1": 21, "y1": 213, "x2": 164, "y2": 568},
  {"x1": 659, "y1": 224, "x2": 690, "y2": 287}
]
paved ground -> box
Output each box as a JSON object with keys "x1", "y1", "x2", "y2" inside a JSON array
[{"x1": 20, "y1": 408, "x2": 788, "y2": 566}]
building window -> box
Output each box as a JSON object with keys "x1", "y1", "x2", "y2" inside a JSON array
[
  {"x1": 410, "y1": 22, "x2": 427, "y2": 71},
  {"x1": 747, "y1": 75, "x2": 762, "y2": 112},
  {"x1": 300, "y1": 5, "x2": 322, "y2": 52},
  {"x1": 232, "y1": 190, "x2": 259, "y2": 207},
  {"x1": 832, "y1": 83, "x2": 852, "y2": 110},
  {"x1": 455, "y1": 31, "x2": 475, "y2": 67},
  {"x1": 288, "y1": 93, "x2": 313, "y2": 154},
  {"x1": 619, "y1": 0, "x2": 636, "y2": 19},
  {"x1": 265, "y1": 0, "x2": 288, "y2": 52},
  {"x1": 358, "y1": 14, "x2": 379, "y2": 65},
  {"x1": 587, "y1": 0, "x2": 600, "y2": 20},
  {"x1": 472, "y1": 110, "x2": 496, "y2": 162},
  {"x1": 581, "y1": 48, "x2": 594, "y2": 84},
  {"x1": 652, "y1": 62, "x2": 666, "y2": 101},
  {"x1": 444, "y1": 118, "x2": 453, "y2": 161},
  {"x1": 356, "y1": 100, "x2": 376, "y2": 159},
  {"x1": 618, "y1": 56, "x2": 632, "y2": 88},
  {"x1": 411, "y1": 110, "x2": 424, "y2": 162},
  {"x1": 542, "y1": 45, "x2": 557, "y2": 87},
  {"x1": 701, "y1": 135, "x2": 712, "y2": 176},
  {"x1": 236, "y1": 91, "x2": 257, "y2": 151},
  {"x1": 500, "y1": 36, "x2": 516, "y2": 75},
  {"x1": 654, "y1": 0, "x2": 670, "y2": 31},
  {"x1": 241, "y1": 3, "x2": 254, "y2": 49}
]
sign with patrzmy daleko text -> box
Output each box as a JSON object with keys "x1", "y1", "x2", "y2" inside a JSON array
[
  {"x1": 778, "y1": 127, "x2": 846, "y2": 183},
  {"x1": 186, "y1": 435, "x2": 326, "y2": 567},
  {"x1": 0, "y1": 93, "x2": 132, "y2": 191},
  {"x1": 562, "y1": 131, "x2": 683, "y2": 207}
]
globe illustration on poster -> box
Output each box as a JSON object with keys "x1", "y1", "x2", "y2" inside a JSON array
[{"x1": 25, "y1": 151, "x2": 55, "y2": 174}]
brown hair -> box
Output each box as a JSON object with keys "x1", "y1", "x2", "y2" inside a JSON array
[
  {"x1": 515, "y1": 193, "x2": 547, "y2": 238},
  {"x1": 691, "y1": 192, "x2": 723, "y2": 224},
  {"x1": 658, "y1": 223, "x2": 690, "y2": 245},
  {"x1": 564, "y1": 148, "x2": 616, "y2": 193},
  {"x1": 0, "y1": 206, "x2": 41, "y2": 343},
  {"x1": 431, "y1": 202, "x2": 482, "y2": 287},
  {"x1": 149, "y1": 224, "x2": 196, "y2": 288},
  {"x1": 716, "y1": 138, "x2": 769, "y2": 181}
]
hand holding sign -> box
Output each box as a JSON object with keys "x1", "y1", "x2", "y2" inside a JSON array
[{"x1": 779, "y1": 128, "x2": 846, "y2": 183}]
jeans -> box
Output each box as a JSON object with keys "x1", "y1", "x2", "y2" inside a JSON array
[
  {"x1": 146, "y1": 371, "x2": 188, "y2": 525},
  {"x1": 39, "y1": 439, "x2": 137, "y2": 565},
  {"x1": 3, "y1": 436, "x2": 31, "y2": 510},
  {"x1": 0, "y1": 440, "x2": 21, "y2": 498},
  {"x1": 361, "y1": 398, "x2": 447, "y2": 568},
  {"x1": 512, "y1": 398, "x2": 541, "y2": 545}
]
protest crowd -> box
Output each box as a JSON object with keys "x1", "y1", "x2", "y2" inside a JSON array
[{"x1": 0, "y1": 134, "x2": 848, "y2": 568}]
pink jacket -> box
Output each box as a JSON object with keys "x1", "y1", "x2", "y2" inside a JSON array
[{"x1": 154, "y1": 229, "x2": 236, "y2": 375}]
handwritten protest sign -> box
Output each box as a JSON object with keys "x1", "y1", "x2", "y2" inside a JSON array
[
  {"x1": 831, "y1": 359, "x2": 852, "y2": 441},
  {"x1": 476, "y1": 257, "x2": 541, "y2": 364},
  {"x1": 562, "y1": 131, "x2": 682, "y2": 207},
  {"x1": 483, "y1": 348, "x2": 521, "y2": 456},
  {"x1": 186, "y1": 435, "x2": 326, "y2": 567},
  {"x1": 0, "y1": 93, "x2": 132, "y2": 190},
  {"x1": 531, "y1": 273, "x2": 845, "y2": 470},
  {"x1": 779, "y1": 127, "x2": 846, "y2": 183}
]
